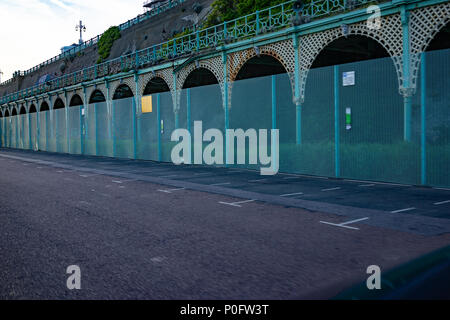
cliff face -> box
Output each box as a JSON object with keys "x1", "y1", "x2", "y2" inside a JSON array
[{"x1": 0, "y1": 0, "x2": 215, "y2": 98}]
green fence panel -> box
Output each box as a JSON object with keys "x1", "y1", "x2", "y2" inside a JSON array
[
  {"x1": 179, "y1": 82, "x2": 225, "y2": 164},
  {"x1": 338, "y1": 56, "x2": 420, "y2": 185},
  {"x1": 425, "y1": 48, "x2": 450, "y2": 187},
  {"x1": 113, "y1": 97, "x2": 133, "y2": 159},
  {"x1": 160, "y1": 91, "x2": 176, "y2": 163},
  {"x1": 19, "y1": 114, "x2": 29, "y2": 150},
  {"x1": 230, "y1": 75, "x2": 272, "y2": 170},
  {"x1": 69, "y1": 106, "x2": 82, "y2": 154},
  {"x1": 55, "y1": 108, "x2": 67, "y2": 153},
  {"x1": 137, "y1": 95, "x2": 159, "y2": 161},
  {"x1": 30, "y1": 113, "x2": 37, "y2": 150},
  {"x1": 96, "y1": 102, "x2": 112, "y2": 157},
  {"x1": 85, "y1": 103, "x2": 97, "y2": 156}
]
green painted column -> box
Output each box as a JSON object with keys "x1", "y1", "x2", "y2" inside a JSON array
[
  {"x1": 401, "y1": 6, "x2": 412, "y2": 142},
  {"x1": 222, "y1": 52, "x2": 229, "y2": 165},
  {"x1": 112, "y1": 99, "x2": 116, "y2": 157},
  {"x1": 133, "y1": 74, "x2": 139, "y2": 159},
  {"x1": 272, "y1": 75, "x2": 277, "y2": 130},
  {"x1": 334, "y1": 65, "x2": 340, "y2": 178},
  {"x1": 28, "y1": 104, "x2": 32, "y2": 150},
  {"x1": 157, "y1": 93, "x2": 162, "y2": 161},
  {"x1": 421, "y1": 52, "x2": 427, "y2": 185},
  {"x1": 187, "y1": 88, "x2": 191, "y2": 133},
  {"x1": 293, "y1": 33, "x2": 302, "y2": 145},
  {"x1": 81, "y1": 87, "x2": 87, "y2": 155},
  {"x1": 132, "y1": 96, "x2": 137, "y2": 159},
  {"x1": 95, "y1": 103, "x2": 99, "y2": 156},
  {"x1": 65, "y1": 93, "x2": 70, "y2": 153},
  {"x1": 36, "y1": 103, "x2": 40, "y2": 151}
]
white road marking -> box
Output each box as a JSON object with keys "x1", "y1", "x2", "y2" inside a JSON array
[
  {"x1": 112, "y1": 180, "x2": 123, "y2": 184},
  {"x1": 160, "y1": 174, "x2": 178, "y2": 178},
  {"x1": 320, "y1": 217, "x2": 369, "y2": 230},
  {"x1": 322, "y1": 187, "x2": 341, "y2": 192},
  {"x1": 280, "y1": 192, "x2": 304, "y2": 197},
  {"x1": 157, "y1": 188, "x2": 186, "y2": 194},
  {"x1": 248, "y1": 179, "x2": 267, "y2": 183},
  {"x1": 434, "y1": 187, "x2": 450, "y2": 191},
  {"x1": 219, "y1": 199, "x2": 256, "y2": 207},
  {"x1": 193, "y1": 172, "x2": 210, "y2": 176},
  {"x1": 211, "y1": 182, "x2": 231, "y2": 186},
  {"x1": 283, "y1": 176, "x2": 299, "y2": 180},
  {"x1": 391, "y1": 207, "x2": 416, "y2": 214},
  {"x1": 434, "y1": 200, "x2": 450, "y2": 205},
  {"x1": 359, "y1": 184, "x2": 375, "y2": 187}
]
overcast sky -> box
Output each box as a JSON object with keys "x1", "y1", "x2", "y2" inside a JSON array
[{"x1": 0, "y1": 0, "x2": 145, "y2": 82}]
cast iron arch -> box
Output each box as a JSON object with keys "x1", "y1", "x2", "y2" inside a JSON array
[
  {"x1": 143, "y1": 77, "x2": 171, "y2": 95},
  {"x1": 4, "y1": 109, "x2": 10, "y2": 117},
  {"x1": 182, "y1": 67, "x2": 219, "y2": 89},
  {"x1": 12, "y1": 108, "x2": 17, "y2": 116},
  {"x1": 234, "y1": 54, "x2": 288, "y2": 81},
  {"x1": 69, "y1": 94, "x2": 83, "y2": 107},
  {"x1": 53, "y1": 98, "x2": 65, "y2": 110},
  {"x1": 310, "y1": 35, "x2": 390, "y2": 69},
  {"x1": 113, "y1": 84, "x2": 134, "y2": 100},
  {"x1": 29, "y1": 105, "x2": 37, "y2": 113},
  {"x1": 19, "y1": 106, "x2": 27, "y2": 115},
  {"x1": 40, "y1": 101, "x2": 50, "y2": 112},
  {"x1": 89, "y1": 90, "x2": 106, "y2": 103}
]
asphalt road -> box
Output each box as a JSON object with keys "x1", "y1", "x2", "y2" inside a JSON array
[{"x1": 0, "y1": 149, "x2": 449, "y2": 299}]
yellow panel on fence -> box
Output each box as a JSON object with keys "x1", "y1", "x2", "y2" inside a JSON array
[{"x1": 141, "y1": 95, "x2": 153, "y2": 113}]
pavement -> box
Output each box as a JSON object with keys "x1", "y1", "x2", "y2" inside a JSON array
[{"x1": 0, "y1": 148, "x2": 449, "y2": 299}]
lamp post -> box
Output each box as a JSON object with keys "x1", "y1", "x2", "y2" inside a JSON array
[{"x1": 76, "y1": 20, "x2": 87, "y2": 45}]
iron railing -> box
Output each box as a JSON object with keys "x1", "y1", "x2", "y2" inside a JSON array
[{"x1": 0, "y1": 0, "x2": 378, "y2": 105}]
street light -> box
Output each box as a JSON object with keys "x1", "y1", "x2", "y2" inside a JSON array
[{"x1": 76, "y1": 20, "x2": 87, "y2": 45}]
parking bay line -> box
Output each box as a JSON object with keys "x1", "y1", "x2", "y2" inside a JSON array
[
  {"x1": 320, "y1": 217, "x2": 369, "y2": 230},
  {"x1": 322, "y1": 187, "x2": 341, "y2": 192},
  {"x1": 280, "y1": 192, "x2": 304, "y2": 197},
  {"x1": 219, "y1": 199, "x2": 256, "y2": 207},
  {"x1": 434, "y1": 200, "x2": 450, "y2": 205},
  {"x1": 248, "y1": 179, "x2": 267, "y2": 183},
  {"x1": 157, "y1": 188, "x2": 186, "y2": 194},
  {"x1": 391, "y1": 207, "x2": 416, "y2": 214}
]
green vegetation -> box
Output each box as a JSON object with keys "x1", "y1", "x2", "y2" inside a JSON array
[
  {"x1": 204, "y1": 0, "x2": 287, "y2": 27},
  {"x1": 97, "y1": 26, "x2": 121, "y2": 64}
]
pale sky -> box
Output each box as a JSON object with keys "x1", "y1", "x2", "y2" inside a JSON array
[{"x1": 0, "y1": 0, "x2": 145, "y2": 82}]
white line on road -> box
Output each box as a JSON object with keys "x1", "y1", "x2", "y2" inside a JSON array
[
  {"x1": 320, "y1": 217, "x2": 369, "y2": 230},
  {"x1": 434, "y1": 200, "x2": 450, "y2": 205},
  {"x1": 322, "y1": 187, "x2": 341, "y2": 192},
  {"x1": 434, "y1": 187, "x2": 450, "y2": 191},
  {"x1": 211, "y1": 182, "x2": 231, "y2": 186},
  {"x1": 160, "y1": 174, "x2": 178, "y2": 178},
  {"x1": 283, "y1": 176, "x2": 299, "y2": 180},
  {"x1": 359, "y1": 184, "x2": 375, "y2": 187},
  {"x1": 80, "y1": 173, "x2": 100, "y2": 178},
  {"x1": 391, "y1": 207, "x2": 416, "y2": 214},
  {"x1": 219, "y1": 199, "x2": 256, "y2": 207},
  {"x1": 157, "y1": 188, "x2": 186, "y2": 194},
  {"x1": 112, "y1": 180, "x2": 123, "y2": 184},
  {"x1": 280, "y1": 192, "x2": 304, "y2": 197},
  {"x1": 248, "y1": 179, "x2": 267, "y2": 183}
]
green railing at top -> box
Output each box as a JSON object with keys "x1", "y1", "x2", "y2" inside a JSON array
[{"x1": 0, "y1": 0, "x2": 378, "y2": 106}]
